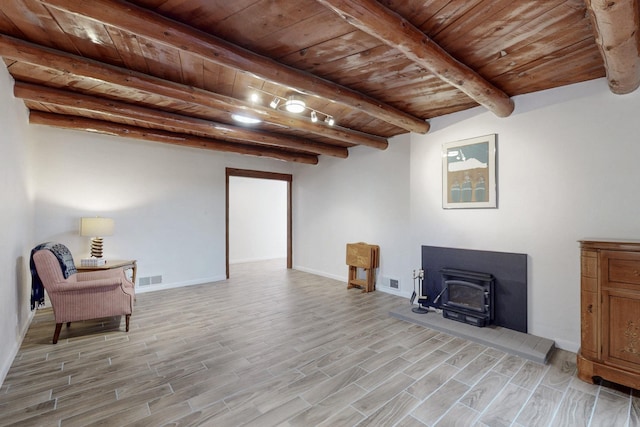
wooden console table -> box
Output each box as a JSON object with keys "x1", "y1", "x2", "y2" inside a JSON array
[{"x1": 76, "y1": 259, "x2": 137, "y2": 286}]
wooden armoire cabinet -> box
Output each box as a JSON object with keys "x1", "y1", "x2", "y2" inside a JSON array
[{"x1": 578, "y1": 239, "x2": 640, "y2": 389}]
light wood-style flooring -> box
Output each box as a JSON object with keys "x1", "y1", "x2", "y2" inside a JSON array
[{"x1": 1, "y1": 260, "x2": 639, "y2": 426}]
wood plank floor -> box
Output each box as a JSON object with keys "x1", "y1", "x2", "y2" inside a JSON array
[{"x1": 2, "y1": 260, "x2": 639, "y2": 426}]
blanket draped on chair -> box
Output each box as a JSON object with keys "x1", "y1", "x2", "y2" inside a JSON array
[{"x1": 30, "y1": 242, "x2": 78, "y2": 309}]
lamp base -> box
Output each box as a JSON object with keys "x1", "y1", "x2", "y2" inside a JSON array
[{"x1": 90, "y1": 237, "x2": 104, "y2": 258}]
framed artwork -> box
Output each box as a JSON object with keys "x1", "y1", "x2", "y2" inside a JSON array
[{"x1": 442, "y1": 134, "x2": 497, "y2": 209}]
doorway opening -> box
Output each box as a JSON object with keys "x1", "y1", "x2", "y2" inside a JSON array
[{"x1": 225, "y1": 168, "x2": 292, "y2": 278}]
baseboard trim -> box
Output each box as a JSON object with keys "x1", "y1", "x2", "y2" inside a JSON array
[
  {"x1": 0, "y1": 309, "x2": 35, "y2": 387},
  {"x1": 135, "y1": 275, "x2": 227, "y2": 294},
  {"x1": 293, "y1": 265, "x2": 345, "y2": 282}
]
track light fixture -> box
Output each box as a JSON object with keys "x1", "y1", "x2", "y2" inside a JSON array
[{"x1": 248, "y1": 86, "x2": 336, "y2": 127}]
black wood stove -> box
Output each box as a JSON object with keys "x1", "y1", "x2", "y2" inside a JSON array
[{"x1": 439, "y1": 268, "x2": 494, "y2": 327}]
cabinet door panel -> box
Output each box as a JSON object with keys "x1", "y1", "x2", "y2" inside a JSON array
[{"x1": 602, "y1": 290, "x2": 640, "y2": 370}]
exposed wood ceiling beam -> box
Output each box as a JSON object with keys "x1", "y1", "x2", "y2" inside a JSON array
[
  {"x1": 584, "y1": 0, "x2": 640, "y2": 94},
  {"x1": 0, "y1": 34, "x2": 388, "y2": 150},
  {"x1": 14, "y1": 81, "x2": 348, "y2": 158},
  {"x1": 29, "y1": 111, "x2": 319, "y2": 164},
  {"x1": 38, "y1": 0, "x2": 430, "y2": 134},
  {"x1": 316, "y1": 0, "x2": 515, "y2": 118}
]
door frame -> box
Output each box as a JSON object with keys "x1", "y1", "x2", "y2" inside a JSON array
[{"x1": 225, "y1": 168, "x2": 293, "y2": 278}]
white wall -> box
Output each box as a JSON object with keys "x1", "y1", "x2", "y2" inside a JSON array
[
  {"x1": 29, "y1": 126, "x2": 293, "y2": 292},
  {"x1": 0, "y1": 65, "x2": 35, "y2": 383},
  {"x1": 410, "y1": 79, "x2": 640, "y2": 350},
  {"x1": 293, "y1": 134, "x2": 414, "y2": 296},
  {"x1": 229, "y1": 176, "x2": 287, "y2": 263}
]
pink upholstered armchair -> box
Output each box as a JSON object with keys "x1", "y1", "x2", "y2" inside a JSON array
[{"x1": 31, "y1": 244, "x2": 135, "y2": 344}]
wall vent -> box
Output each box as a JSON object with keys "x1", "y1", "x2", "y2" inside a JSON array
[
  {"x1": 379, "y1": 276, "x2": 400, "y2": 290},
  {"x1": 138, "y1": 276, "x2": 162, "y2": 286}
]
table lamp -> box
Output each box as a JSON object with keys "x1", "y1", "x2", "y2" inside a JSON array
[{"x1": 80, "y1": 217, "x2": 114, "y2": 258}]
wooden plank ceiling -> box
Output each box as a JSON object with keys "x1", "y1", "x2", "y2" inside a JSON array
[{"x1": 0, "y1": 0, "x2": 637, "y2": 164}]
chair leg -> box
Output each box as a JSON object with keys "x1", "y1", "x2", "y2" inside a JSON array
[
  {"x1": 125, "y1": 314, "x2": 130, "y2": 332},
  {"x1": 66, "y1": 322, "x2": 71, "y2": 327},
  {"x1": 52, "y1": 323, "x2": 63, "y2": 344}
]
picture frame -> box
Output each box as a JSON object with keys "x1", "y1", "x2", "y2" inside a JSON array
[{"x1": 442, "y1": 134, "x2": 497, "y2": 209}]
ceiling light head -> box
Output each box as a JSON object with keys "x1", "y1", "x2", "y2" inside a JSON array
[
  {"x1": 325, "y1": 116, "x2": 335, "y2": 126},
  {"x1": 284, "y1": 95, "x2": 306, "y2": 113},
  {"x1": 269, "y1": 97, "x2": 280, "y2": 109},
  {"x1": 250, "y1": 92, "x2": 260, "y2": 103},
  {"x1": 310, "y1": 111, "x2": 318, "y2": 123},
  {"x1": 231, "y1": 114, "x2": 261, "y2": 124}
]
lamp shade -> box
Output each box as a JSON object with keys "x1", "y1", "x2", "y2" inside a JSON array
[{"x1": 80, "y1": 217, "x2": 114, "y2": 237}]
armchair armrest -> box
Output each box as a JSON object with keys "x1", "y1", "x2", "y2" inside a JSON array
[
  {"x1": 77, "y1": 268, "x2": 134, "y2": 289},
  {"x1": 77, "y1": 268, "x2": 126, "y2": 281},
  {"x1": 47, "y1": 277, "x2": 123, "y2": 293}
]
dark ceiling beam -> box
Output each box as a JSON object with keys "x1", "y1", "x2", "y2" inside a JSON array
[
  {"x1": 38, "y1": 0, "x2": 430, "y2": 134},
  {"x1": 29, "y1": 111, "x2": 319, "y2": 164},
  {"x1": 0, "y1": 34, "x2": 388, "y2": 150},
  {"x1": 14, "y1": 81, "x2": 349, "y2": 158},
  {"x1": 316, "y1": 0, "x2": 515, "y2": 118},
  {"x1": 584, "y1": 0, "x2": 640, "y2": 94}
]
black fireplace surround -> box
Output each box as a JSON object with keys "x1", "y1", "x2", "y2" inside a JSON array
[{"x1": 422, "y1": 246, "x2": 528, "y2": 333}]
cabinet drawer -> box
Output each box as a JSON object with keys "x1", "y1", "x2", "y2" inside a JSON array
[
  {"x1": 581, "y1": 251, "x2": 598, "y2": 278},
  {"x1": 603, "y1": 251, "x2": 640, "y2": 289},
  {"x1": 608, "y1": 259, "x2": 640, "y2": 285}
]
